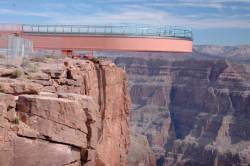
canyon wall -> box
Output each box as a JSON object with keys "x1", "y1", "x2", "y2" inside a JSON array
[
  {"x1": 115, "y1": 57, "x2": 250, "y2": 166},
  {"x1": 0, "y1": 58, "x2": 130, "y2": 166}
]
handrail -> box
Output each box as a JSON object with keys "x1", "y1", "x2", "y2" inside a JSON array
[
  {"x1": 21, "y1": 24, "x2": 193, "y2": 40},
  {"x1": 0, "y1": 24, "x2": 22, "y2": 32},
  {"x1": 0, "y1": 24, "x2": 193, "y2": 40}
]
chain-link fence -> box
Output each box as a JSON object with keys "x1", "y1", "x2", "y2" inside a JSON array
[
  {"x1": 0, "y1": 34, "x2": 8, "y2": 58},
  {"x1": 0, "y1": 34, "x2": 33, "y2": 66}
]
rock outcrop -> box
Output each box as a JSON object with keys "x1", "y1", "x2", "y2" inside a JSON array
[
  {"x1": 128, "y1": 132, "x2": 156, "y2": 166},
  {"x1": 115, "y1": 56, "x2": 250, "y2": 166},
  {"x1": 0, "y1": 58, "x2": 130, "y2": 166}
]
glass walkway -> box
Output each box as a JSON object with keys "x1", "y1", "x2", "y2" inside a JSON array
[{"x1": 21, "y1": 24, "x2": 193, "y2": 41}]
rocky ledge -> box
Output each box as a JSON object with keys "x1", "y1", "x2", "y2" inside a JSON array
[{"x1": 0, "y1": 58, "x2": 130, "y2": 166}]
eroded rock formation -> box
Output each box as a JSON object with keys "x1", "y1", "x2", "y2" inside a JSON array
[
  {"x1": 0, "y1": 58, "x2": 130, "y2": 166},
  {"x1": 115, "y1": 57, "x2": 250, "y2": 166}
]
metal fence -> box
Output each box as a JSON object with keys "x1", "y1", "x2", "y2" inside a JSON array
[
  {"x1": 22, "y1": 24, "x2": 193, "y2": 40},
  {"x1": 0, "y1": 24, "x2": 21, "y2": 32},
  {"x1": 0, "y1": 34, "x2": 33, "y2": 65}
]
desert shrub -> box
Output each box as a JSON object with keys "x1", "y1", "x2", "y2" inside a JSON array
[
  {"x1": 14, "y1": 117, "x2": 19, "y2": 124},
  {"x1": 91, "y1": 57, "x2": 100, "y2": 63},
  {"x1": 0, "y1": 86, "x2": 3, "y2": 93},
  {"x1": 11, "y1": 68, "x2": 23, "y2": 78},
  {"x1": 29, "y1": 56, "x2": 48, "y2": 63},
  {"x1": 26, "y1": 63, "x2": 38, "y2": 73},
  {"x1": 45, "y1": 54, "x2": 59, "y2": 59},
  {"x1": 64, "y1": 61, "x2": 69, "y2": 67},
  {"x1": 21, "y1": 59, "x2": 39, "y2": 73}
]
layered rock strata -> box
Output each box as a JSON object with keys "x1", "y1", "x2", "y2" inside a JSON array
[
  {"x1": 0, "y1": 58, "x2": 130, "y2": 166},
  {"x1": 115, "y1": 57, "x2": 250, "y2": 166}
]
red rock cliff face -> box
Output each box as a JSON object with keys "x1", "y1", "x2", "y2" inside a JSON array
[
  {"x1": 115, "y1": 57, "x2": 250, "y2": 166},
  {"x1": 0, "y1": 58, "x2": 130, "y2": 166}
]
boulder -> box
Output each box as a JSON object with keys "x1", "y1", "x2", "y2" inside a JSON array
[
  {"x1": 16, "y1": 95, "x2": 88, "y2": 148},
  {"x1": 0, "y1": 79, "x2": 42, "y2": 95},
  {"x1": 42, "y1": 68, "x2": 66, "y2": 79},
  {"x1": 27, "y1": 72, "x2": 50, "y2": 80},
  {"x1": 12, "y1": 136, "x2": 81, "y2": 166}
]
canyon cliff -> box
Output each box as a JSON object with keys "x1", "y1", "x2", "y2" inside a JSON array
[
  {"x1": 0, "y1": 57, "x2": 130, "y2": 166},
  {"x1": 115, "y1": 55, "x2": 250, "y2": 166}
]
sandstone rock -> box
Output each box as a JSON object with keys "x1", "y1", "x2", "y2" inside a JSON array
[
  {"x1": 17, "y1": 123, "x2": 39, "y2": 138},
  {"x1": 58, "y1": 93, "x2": 100, "y2": 122},
  {"x1": 16, "y1": 95, "x2": 88, "y2": 148},
  {"x1": 0, "y1": 143, "x2": 12, "y2": 166},
  {"x1": 56, "y1": 78, "x2": 81, "y2": 87},
  {"x1": 41, "y1": 86, "x2": 56, "y2": 93},
  {"x1": 27, "y1": 72, "x2": 50, "y2": 80},
  {"x1": 81, "y1": 149, "x2": 97, "y2": 166},
  {"x1": 58, "y1": 93, "x2": 101, "y2": 148},
  {"x1": 32, "y1": 79, "x2": 54, "y2": 86},
  {"x1": 0, "y1": 79, "x2": 42, "y2": 95},
  {"x1": 57, "y1": 85, "x2": 82, "y2": 94},
  {"x1": 42, "y1": 68, "x2": 66, "y2": 79},
  {"x1": 0, "y1": 68, "x2": 15, "y2": 77},
  {"x1": 66, "y1": 65, "x2": 82, "y2": 80},
  {"x1": 13, "y1": 136, "x2": 81, "y2": 166},
  {"x1": 17, "y1": 95, "x2": 87, "y2": 133},
  {"x1": 38, "y1": 91, "x2": 58, "y2": 98},
  {"x1": 6, "y1": 108, "x2": 16, "y2": 122},
  {"x1": 0, "y1": 58, "x2": 130, "y2": 166},
  {"x1": 18, "y1": 113, "x2": 87, "y2": 148},
  {"x1": 0, "y1": 101, "x2": 13, "y2": 166},
  {"x1": 64, "y1": 161, "x2": 81, "y2": 166},
  {"x1": 0, "y1": 93, "x2": 16, "y2": 109},
  {"x1": 128, "y1": 133, "x2": 156, "y2": 166}
]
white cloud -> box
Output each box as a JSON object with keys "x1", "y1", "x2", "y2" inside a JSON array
[
  {"x1": 0, "y1": 1, "x2": 249, "y2": 29},
  {"x1": 43, "y1": 6, "x2": 250, "y2": 29},
  {"x1": 150, "y1": 2, "x2": 224, "y2": 9},
  {"x1": 0, "y1": 8, "x2": 58, "y2": 17}
]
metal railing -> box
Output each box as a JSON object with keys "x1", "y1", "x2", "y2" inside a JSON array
[
  {"x1": 0, "y1": 34, "x2": 33, "y2": 65},
  {"x1": 21, "y1": 24, "x2": 193, "y2": 40},
  {"x1": 0, "y1": 24, "x2": 22, "y2": 32}
]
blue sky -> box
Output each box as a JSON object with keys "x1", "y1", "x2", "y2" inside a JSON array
[{"x1": 0, "y1": 0, "x2": 250, "y2": 45}]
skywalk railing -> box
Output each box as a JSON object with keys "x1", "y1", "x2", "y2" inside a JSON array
[
  {"x1": 0, "y1": 24, "x2": 22, "y2": 32},
  {"x1": 21, "y1": 24, "x2": 193, "y2": 40}
]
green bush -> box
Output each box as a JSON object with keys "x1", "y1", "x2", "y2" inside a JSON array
[
  {"x1": 14, "y1": 117, "x2": 19, "y2": 124},
  {"x1": 27, "y1": 63, "x2": 38, "y2": 73},
  {"x1": 91, "y1": 57, "x2": 99, "y2": 63},
  {"x1": 0, "y1": 86, "x2": 3, "y2": 93},
  {"x1": 30, "y1": 56, "x2": 48, "y2": 63},
  {"x1": 45, "y1": 54, "x2": 59, "y2": 59},
  {"x1": 11, "y1": 69, "x2": 23, "y2": 78}
]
